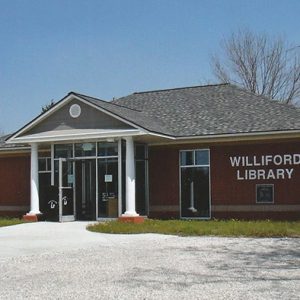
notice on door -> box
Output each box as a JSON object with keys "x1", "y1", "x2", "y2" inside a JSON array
[{"x1": 105, "y1": 174, "x2": 113, "y2": 182}]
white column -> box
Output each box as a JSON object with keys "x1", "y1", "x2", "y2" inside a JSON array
[
  {"x1": 28, "y1": 143, "x2": 41, "y2": 215},
  {"x1": 118, "y1": 139, "x2": 122, "y2": 217},
  {"x1": 123, "y1": 136, "x2": 138, "y2": 216}
]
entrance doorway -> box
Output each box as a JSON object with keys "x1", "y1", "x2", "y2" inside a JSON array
[
  {"x1": 75, "y1": 160, "x2": 96, "y2": 220},
  {"x1": 41, "y1": 141, "x2": 148, "y2": 221},
  {"x1": 98, "y1": 157, "x2": 119, "y2": 218},
  {"x1": 58, "y1": 158, "x2": 75, "y2": 222}
]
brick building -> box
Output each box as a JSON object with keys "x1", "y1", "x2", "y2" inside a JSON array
[{"x1": 2, "y1": 84, "x2": 300, "y2": 221}]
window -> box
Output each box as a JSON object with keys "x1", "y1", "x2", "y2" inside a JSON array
[
  {"x1": 180, "y1": 151, "x2": 194, "y2": 166},
  {"x1": 75, "y1": 143, "x2": 96, "y2": 157},
  {"x1": 180, "y1": 150, "x2": 209, "y2": 166},
  {"x1": 38, "y1": 157, "x2": 51, "y2": 173},
  {"x1": 180, "y1": 149, "x2": 210, "y2": 218},
  {"x1": 54, "y1": 144, "x2": 73, "y2": 158},
  {"x1": 195, "y1": 150, "x2": 209, "y2": 165},
  {"x1": 256, "y1": 184, "x2": 274, "y2": 204},
  {"x1": 98, "y1": 142, "x2": 118, "y2": 157}
]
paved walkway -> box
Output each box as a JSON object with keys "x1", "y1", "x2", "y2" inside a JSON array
[{"x1": 0, "y1": 222, "x2": 300, "y2": 299}]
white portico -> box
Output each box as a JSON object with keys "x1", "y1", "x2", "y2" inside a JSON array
[
  {"x1": 5, "y1": 92, "x2": 166, "y2": 222},
  {"x1": 13, "y1": 131, "x2": 144, "y2": 222}
]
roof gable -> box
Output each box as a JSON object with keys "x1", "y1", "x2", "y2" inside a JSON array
[{"x1": 21, "y1": 98, "x2": 133, "y2": 137}]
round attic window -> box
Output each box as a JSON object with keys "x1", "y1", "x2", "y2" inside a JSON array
[{"x1": 69, "y1": 104, "x2": 81, "y2": 118}]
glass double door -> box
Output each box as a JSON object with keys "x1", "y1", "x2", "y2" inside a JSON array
[
  {"x1": 75, "y1": 159, "x2": 119, "y2": 219},
  {"x1": 58, "y1": 158, "x2": 119, "y2": 221},
  {"x1": 75, "y1": 160, "x2": 96, "y2": 220}
]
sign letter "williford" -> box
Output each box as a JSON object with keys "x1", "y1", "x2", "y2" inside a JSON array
[{"x1": 229, "y1": 154, "x2": 299, "y2": 180}]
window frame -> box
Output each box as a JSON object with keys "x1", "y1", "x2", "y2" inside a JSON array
[
  {"x1": 38, "y1": 157, "x2": 52, "y2": 173},
  {"x1": 180, "y1": 149, "x2": 209, "y2": 168},
  {"x1": 256, "y1": 184, "x2": 274, "y2": 204},
  {"x1": 179, "y1": 149, "x2": 211, "y2": 220}
]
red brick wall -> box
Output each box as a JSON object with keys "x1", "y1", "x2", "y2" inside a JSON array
[
  {"x1": 210, "y1": 142, "x2": 300, "y2": 220},
  {"x1": 210, "y1": 142, "x2": 300, "y2": 205},
  {"x1": 148, "y1": 146, "x2": 180, "y2": 218},
  {"x1": 149, "y1": 141, "x2": 300, "y2": 220},
  {"x1": 0, "y1": 154, "x2": 30, "y2": 217}
]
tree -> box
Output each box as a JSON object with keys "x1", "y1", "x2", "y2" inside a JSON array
[
  {"x1": 211, "y1": 30, "x2": 300, "y2": 104},
  {"x1": 41, "y1": 99, "x2": 56, "y2": 113}
]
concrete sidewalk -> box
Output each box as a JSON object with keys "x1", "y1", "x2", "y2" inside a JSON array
[{"x1": 0, "y1": 222, "x2": 300, "y2": 299}]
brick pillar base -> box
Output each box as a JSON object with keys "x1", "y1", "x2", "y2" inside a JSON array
[
  {"x1": 22, "y1": 214, "x2": 43, "y2": 222},
  {"x1": 118, "y1": 216, "x2": 145, "y2": 224}
]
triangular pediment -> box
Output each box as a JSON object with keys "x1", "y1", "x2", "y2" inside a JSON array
[{"x1": 9, "y1": 94, "x2": 138, "y2": 142}]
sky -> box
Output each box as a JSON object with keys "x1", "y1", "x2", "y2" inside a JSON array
[{"x1": 0, "y1": 0, "x2": 299, "y2": 134}]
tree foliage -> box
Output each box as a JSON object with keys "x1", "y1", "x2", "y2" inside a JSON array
[
  {"x1": 211, "y1": 30, "x2": 300, "y2": 104},
  {"x1": 41, "y1": 99, "x2": 56, "y2": 113}
]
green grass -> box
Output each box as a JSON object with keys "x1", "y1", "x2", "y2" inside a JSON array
[
  {"x1": 0, "y1": 217, "x2": 24, "y2": 227},
  {"x1": 87, "y1": 219, "x2": 300, "y2": 237}
]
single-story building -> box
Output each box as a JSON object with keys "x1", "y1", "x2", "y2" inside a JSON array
[{"x1": 2, "y1": 83, "x2": 300, "y2": 221}]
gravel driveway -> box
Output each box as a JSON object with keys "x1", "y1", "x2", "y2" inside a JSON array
[{"x1": 0, "y1": 222, "x2": 299, "y2": 300}]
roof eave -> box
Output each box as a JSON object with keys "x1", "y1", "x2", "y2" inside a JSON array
[
  {"x1": 7, "y1": 129, "x2": 146, "y2": 144},
  {"x1": 145, "y1": 129, "x2": 300, "y2": 145}
]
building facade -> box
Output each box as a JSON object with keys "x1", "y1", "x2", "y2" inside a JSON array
[{"x1": 1, "y1": 84, "x2": 300, "y2": 221}]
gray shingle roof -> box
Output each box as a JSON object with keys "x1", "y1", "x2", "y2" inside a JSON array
[
  {"x1": 5, "y1": 83, "x2": 300, "y2": 152},
  {"x1": 73, "y1": 93, "x2": 173, "y2": 136},
  {"x1": 76, "y1": 83, "x2": 300, "y2": 137}
]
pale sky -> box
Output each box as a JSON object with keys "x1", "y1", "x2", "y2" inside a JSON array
[{"x1": 0, "y1": 0, "x2": 299, "y2": 133}]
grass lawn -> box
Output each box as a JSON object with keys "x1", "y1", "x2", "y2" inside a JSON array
[
  {"x1": 87, "y1": 219, "x2": 300, "y2": 237},
  {"x1": 0, "y1": 217, "x2": 24, "y2": 228}
]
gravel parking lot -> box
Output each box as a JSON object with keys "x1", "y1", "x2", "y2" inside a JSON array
[{"x1": 0, "y1": 222, "x2": 300, "y2": 300}]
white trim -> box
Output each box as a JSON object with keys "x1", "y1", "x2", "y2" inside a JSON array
[
  {"x1": 180, "y1": 164, "x2": 210, "y2": 168},
  {"x1": 69, "y1": 104, "x2": 81, "y2": 118},
  {"x1": 149, "y1": 130, "x2": 300, "y2": 146},
  {"x1": 0, "y1": 147, "x2": 31, "y2": 151},
  {"x1": 146, "y1": 131, "x2": 175, "y2": 140},
  {"x1": 58, "y1": 158, "x2": 63, "y2": 222},
  {"x1": 175, "y1": 130, "x2": 300, "y2": 140},
  {"x1": 51, "y1": 144, "x2": 54, "y2": 186},
  {"x1": 8, "y1": 129, "x2": 143, "y2": 144}
]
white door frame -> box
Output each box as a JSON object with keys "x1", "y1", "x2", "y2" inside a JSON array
[{"x1": 58, "y1": 158, "x2": 75, "y2": 222}]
